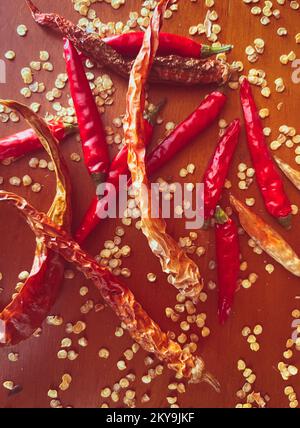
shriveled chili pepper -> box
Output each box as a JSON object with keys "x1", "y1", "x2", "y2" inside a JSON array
[
  {"x1": 230, "y1": 195, "x2": 300, "y2": 277},
  {"x1": 123, "y1": 0, "x2": 202, "y2": 300},
  {"x1": 274, "y1": 156, "x2": 300, "y2": 191},
  {"x1": 215, "y1": 206, "x2": 240, "y2": 324},
  {"x1": 103, "y1": 32, "x2": 233, "y2": 59},
  {"x1": 0, "y1": 100, "x2": 71, "y2": 346},
  {"x1": 26, "y1": 0, "x2": 231, "y2": 87},
  {"x1": 202, "y1": 119, "x2": 240, "y2": 221},
  {"x1": 0, "y1": 191, "x2": 219, "y2": 389},
  {"x1": 240, "y1": 78, "x2": 292, "y2": 228},
  {"x1": 76, "y1": 91, "x2": 226, "y2": 244},
  {"x1": 0, "y1": 118, "x2": 76, "y2": 162},
  {"x1": 63, "y1": 38, "x2": 109, "y2": 184}
]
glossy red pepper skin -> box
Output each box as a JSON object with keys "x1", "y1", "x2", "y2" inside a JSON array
[
  {"x1": 103, "y1": 32, "x2": 233, "y2": 59},
  {"x1": 203, "y1": 119, "x2": 240, "y2": 220},
  {"x1": 75, "y1": 92, "x2": 226, "y2": 244},
  {"x1": 215, "y1": 207, "x2": 240, "y2": 324},
  {"x1": 240, "y1": 79, "x2": 292, "y2": 227},
  {"x1": 64, "y1": 38, "x2": 110, "y2": 182},
  {"x1": 0, "y1": 120, "x2": 75, "y2": 161},
  {"x1": 146, "y1": 91, "x2": 226, "y2": 176}
]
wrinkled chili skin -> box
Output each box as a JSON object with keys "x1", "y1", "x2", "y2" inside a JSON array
[
  {"x1": 147, "y1": 92, "x2": 226, "y2": 176},
  {"x1": 0, "y1": 100, "x2": 71, "y2": 346},
  {"x1": 203, "y1": 119, "x2": 240, "y2": 220},
  {"x1": 0, "y1": 120, "x2": 75, "y2": 162},
  {"x1": 64, "y1": 38, "x2": 109, "y2": 180},
  {"x1": 26, "y1": 0, "x2": 231, "y2": 87},
  {"x1": 103, "y1": 32, "x2": 232, "y2": 59},
  {"x1": 215, "y1": 207, "x2": 240, "y2": 324},
  {"x1": 75, "y1": 93, "x2": 226, "y2": 244},
  {"x1": 240, "y1": 79, "x2": 292, "y2": 225}
]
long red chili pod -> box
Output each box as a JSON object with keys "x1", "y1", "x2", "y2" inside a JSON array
[
  {"x1": 203, "y1": 119, "x2": 240, "y2": 221},
  {"x1": 25, "y1": 0, "x2": 231, "y2": 87},
  {"x1": 63, "y1": 38, "x2": 110, "y2": 184},
  {"x1": 0, "y1": 191, "x2": 219, "y2": 388},
  {"x1": 215, "y1": 206, "x2": 240, "y2": 324},
  {"x1": 240, "y1": 78, "x2": 292, "y2": 228},
  {"x1": 230, "y1": 195, "x2": 300, "y2": 277},
  {"x1": 103, "y1": 32, "x2": 233, "y2": 59},
  {"x1": 0, "y1": 100, "x2": 71, "y2": 346},
  {"x1": 75, "y1": 92, "x2": 226, "y2": 244},
  {"x1": 0, "y1": 119, "x2": 76, "y2": 162}
]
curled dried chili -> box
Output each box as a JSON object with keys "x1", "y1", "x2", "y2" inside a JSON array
[
  {"x1": 0, "y1": 100, "x2": 71, "y2": 346},
  {"x1": 26, "y1": 0, "x2": 231, "y2": 87},
  {"x1": 103, "y1": 32, "x2": 233, "y2": 59},
  {"x1": 0, "y1": 191, "x2": 219, "y2": 388},
  {"x1": 63, "y1": 38, "x2": 110, "y2": 185},
  {"x1": 123, "y1": 0, "x2": 202, "y2": 300},
  {"x1": 240, "y1": 78, "x2": 292, "y2": 228},
  {"x1": 215, "y1": 206, "x2": 240, "y2": 324},
  {"x1": 230, "y1": 195, "x2": 300, "y2": 278},
  {"x1": 0, "y1": 118, "x2": 76, "y2": 162}
]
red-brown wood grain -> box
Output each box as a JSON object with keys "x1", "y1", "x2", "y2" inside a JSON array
[{"x1": 0, "y1": 0, "x2": 300, "y2": 408}]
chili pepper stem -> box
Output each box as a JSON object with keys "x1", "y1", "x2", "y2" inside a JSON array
[
  {"x1": 63, "y1": 122, "x2": 78, "y2": 136},
  {"x1": 201, "y1": 44, "x2": 233, "y2": 57},
  {"x1": 278, "y1": 214, "x2": 292, "y2": 230},
  {"x1": 92, "y1": 172, "x2": 108, "y2": 189},
  {"x1": 215, "y1": 205, "x2": 229, "y2": 225},
  {"x1": 143, "y1": 99, "x2": 166, "y2": 126}
]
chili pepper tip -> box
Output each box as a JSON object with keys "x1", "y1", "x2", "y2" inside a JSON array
[
  {"x1": 218, "y1": 301, "x2": 231, "y2": 325},
  {"x1": 143, "y1": 98, "x2": 167, "y2": 126},
  {"x1": 278, "y1": 214, "x2": 292, "y2": 230}
]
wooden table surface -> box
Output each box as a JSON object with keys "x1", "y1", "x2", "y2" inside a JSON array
[{"x1": 0, "y1": 0, "x2": 300, "y2": 409}]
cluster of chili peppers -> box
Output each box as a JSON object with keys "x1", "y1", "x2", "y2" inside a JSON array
[
  {"x1": 0, "y1": 0, "x2": 297, "y2": 389},
  {"x1": 25, "y1": 0, "x2": 231, "y2": 87},
  {"x1": 0, "y1": 118, "x2": 76, "y2": 162}
]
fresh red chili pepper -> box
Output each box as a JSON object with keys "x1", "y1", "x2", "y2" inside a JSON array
[
  {"x1": 75, "y1": 91, "x2": 226, "y2": 244},
  {"x1": 0, "y1": 100, "x2": 71, "y2": 346},
  {"x1": 64, "y1": 38, "x2": 110, "y2": 184},
  {"x1": 26, "y1": 0, "x2": 231, "y2": 87},
  {"x1": 0, "y1": 119, "x2": 76, "y2": 162},
  {"x1": 75, "y1": 102, "x2": 164, "y2": 244},
  {"x1": 240, "y1": 78, "x2": 292, "y2": 228},
  {"x1": 202, "y1": 119, "x2": 241, "y2": 221},
  {"x1": 215, "y1": 206, "x2": 240, "y2": 324},
  {"x1": 103, "y1": 32, "x2": 233, "y2": 59}
]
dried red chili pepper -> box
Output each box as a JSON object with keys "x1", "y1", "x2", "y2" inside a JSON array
[
  {"x1": 75, "y1": 102, "x2": 164, "y2": 244},
  {"x1": 0, "y1": 191, "x2": 219, "y2": 388},
  {"x1": 26, "y1": 0, "x2": 231, "y2": 87},
  {"x1": 0, "y1": 100, "x2": 71, "y2": 346},
  {"x1": 215, "y1": 206, "x2": 240, "y2": 324},
  {"x1": 63, "y1": 38, "x2": 109, "y2": 184},
  {"x1": 76, "y1": 92, "x2": 226, "y2": 244},
  {"x1": 103, "y1": 32, "x2": 233, "y2": 59},
  {"x1": 202, "y1": 119, "x2": 240, "y2": 221},
  {"x1": 230, "y1": 195, "x2": 300, "y2": 277},
  {"x1": 123, "y1": 0, "x2": 202, "y2": 300},
  {"x1": 0, "y1": 118, "x2": 76, "y2": 162},
  {"x1": 240, "y1": 78, "x2": 292, "y2": 228}
]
